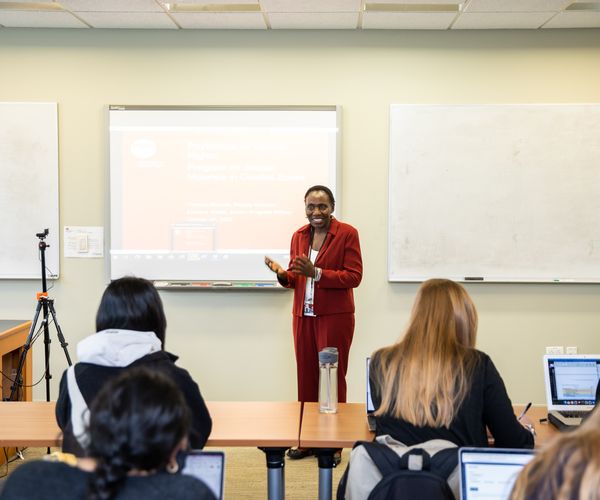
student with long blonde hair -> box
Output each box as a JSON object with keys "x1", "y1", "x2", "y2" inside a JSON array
[
  {"x1": 510, "y1": 405, "x2": 600, "y2": 500},
  {"x1": 369, "y1": 279, "x2": 534, "y2": 447}
]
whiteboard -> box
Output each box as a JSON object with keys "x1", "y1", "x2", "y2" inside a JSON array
[
  {"x1": 388, "y1": 104, "x2": 600, "y2": 283},
  {"x1": 0, "y1": 102, "x2": 59, "y2": 279}
]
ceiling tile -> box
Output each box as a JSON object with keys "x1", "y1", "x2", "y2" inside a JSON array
[
  {"x1": 269, "y1": 12, "x2": 358, "y2": 28},
  {"x1": 452, "y1": 11, "x2": 554, "y2": 28},
  {"x1": 0, "y1": 10, "x2": 87, "y2": 27},
  {"x1": 59, "y1": 0, "x2": 164, "y2": 12},
  {"x1": 171, "y1": 12, "x2": 267, "y2": 28},
  {"x1": 465, "y1": 0, "x2": 571, "y2": 12},
  {"x1": 75, "y1": 11, "x2": 177, "y2": 28},
  {"x1": 363, "y1": 11, "x2": 456, "y2": 29},
  {"x1": 261, "y1": 0, "x2": 361, "y2": 12},
  {"x1": 543, "y1": 10, "x2": 600, "y2": 27}
]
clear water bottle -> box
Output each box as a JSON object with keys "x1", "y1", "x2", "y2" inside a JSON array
[{"x1": 319, "y1": 347, "x2": 338, "y2": 414}]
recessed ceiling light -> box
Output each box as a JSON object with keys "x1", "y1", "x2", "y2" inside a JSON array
[
  {"x1": 0, "y1": 2, "x2": 64, "y2": 10},
  {"x1": 165, "y1": 3, "x2": 260, "y2": 12},
  {"x1": 364, "y1": 3, "x2": 462, "y2": 12},
  {"x1": 566, "y1": 1, "x2": 600, "y2": 10}
]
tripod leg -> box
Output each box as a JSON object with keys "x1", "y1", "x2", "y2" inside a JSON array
[
  {"x1": 48, "y1": 300, "x2": 72, "y2": 366},
  {"x1": 9, "y1": 301, "x2": 43, "y2": 401}
]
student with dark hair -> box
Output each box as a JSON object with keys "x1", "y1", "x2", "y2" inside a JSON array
[
  {"x1": 55, "y1": 276, "x2": 212, "y2": 455},
  {"x1": 265, "y1": 185, "x2": 363, "y2": 463},
  {"x1": 1, "y1": 368, "x2": 215, "y2": 500}
]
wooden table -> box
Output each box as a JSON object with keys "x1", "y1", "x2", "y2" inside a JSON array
[
  {"x1": 0, "y1": 320, "x2": 33, "y2": 402},
  {"x1": 301, "y1": 402, "x2": 558, "y2": 500},
  {"x1": 205, "y1": 401, "x2": 302, "y2": 500},
  {"x1": 0, "y1": 402, "x2": 61, "y2": 447}
]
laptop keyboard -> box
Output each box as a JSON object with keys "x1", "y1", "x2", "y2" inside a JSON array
[{"x1": 558, "y1": 410, "x2": 588, "y2": 419}]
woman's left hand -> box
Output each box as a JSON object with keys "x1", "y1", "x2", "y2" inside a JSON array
[{"x1": 291, "y1": 255, "x2": 315, "y2": 278}]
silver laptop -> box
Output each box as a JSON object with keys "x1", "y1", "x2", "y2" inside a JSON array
[
  {"x1": 543, "y1": 354, "x2": 600, "y2": 429},
  {"x1": 182, "y1": 450, "x2": 225, "y2": 500},
  {"x1": 459, "y1": 447, "x2": 535, "y2": 500},
  {"x1": 366, "y1": 357, "x2": 376, "y2": 432}
]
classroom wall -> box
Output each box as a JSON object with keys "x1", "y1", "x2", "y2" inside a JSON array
[{"x1": 1, "y1": 28, "x2": 599, "y2": 405}]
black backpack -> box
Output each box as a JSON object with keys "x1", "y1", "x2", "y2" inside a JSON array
[{"x1": 337, "y1": 439, "x2": 458, "y2": 500}]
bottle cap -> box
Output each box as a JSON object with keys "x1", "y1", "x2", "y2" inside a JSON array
[{"x1": 319, "y1": 347, "x2": 338, "y2": 364}]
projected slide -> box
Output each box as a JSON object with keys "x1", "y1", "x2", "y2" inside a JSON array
[{"x1": 109, "y1": 107, "x2": 339, "y2": 282}]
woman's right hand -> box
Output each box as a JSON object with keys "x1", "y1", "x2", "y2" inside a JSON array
[{"x1": 264, "y1": 256, "x2": 285, "y2": 279}]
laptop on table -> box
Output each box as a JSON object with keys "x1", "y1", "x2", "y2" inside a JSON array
[
  {"x1": 459, "y1": 447, "x2": 535, "y2": 500},
  {"x1": 366, "y1": 357, "x2": 376, "y2": 432},
  {"x1": 543, "y1": 354, "x2": 600, "y2": 430},
  {"x1": 182, "y1": 450, "x2": 225, "y2": 500}
]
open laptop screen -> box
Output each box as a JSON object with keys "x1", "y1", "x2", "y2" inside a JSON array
[
  {"x1": 544, "y1": 356, "x2": 600, "y2": 408},
  {"x1": 366, "y1": 357, "x2": 375, "y2": 412},
  {"x1": 182, "y1": 450, "x2": 225, "y2": 500},
  {"x1": 459, "y1": 448, "x2": 534, "y2": 500}
]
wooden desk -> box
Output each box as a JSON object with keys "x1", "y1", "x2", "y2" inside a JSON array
[
  {"x1": 0, "y1": 402, "x2": 61, "y2": 448},
  {"x1": 203, "y1": 401, "x2": 302, "y2": 500},
  {"x1": 206, "y1": 401, "x2": 301, "y2": 447},
  {"x1": 0, "y1": 320, "x2": 33, "y2": 402}
]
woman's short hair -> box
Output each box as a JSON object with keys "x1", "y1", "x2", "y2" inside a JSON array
[
  {"x1": 373, "y1": 279, "x2": 478, "y2": 427},
  {"x1": 87, "y1": 367, "x2": 191, "y2": 500},
  {"x1": 511, "y1": 405, "x2": 600, "y2": 500},
  {"x1": 304, "y1": 185, "x2": 335, "y2": 209},
  {"x1": 95, "y1": 276, "x2": 167, "y2": 346}
]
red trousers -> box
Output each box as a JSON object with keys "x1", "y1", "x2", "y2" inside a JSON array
[{"x1": 292, "y1": 313, "x2": 354, "y2": 403}]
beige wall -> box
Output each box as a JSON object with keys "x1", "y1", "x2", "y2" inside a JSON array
[{"x1": 1, "y1": 28, "x2": 599, "y2": 404}]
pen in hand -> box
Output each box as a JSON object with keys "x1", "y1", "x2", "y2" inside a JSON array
[{"x1": 518, "y1": 402, "x2": 532, "y2": 421}]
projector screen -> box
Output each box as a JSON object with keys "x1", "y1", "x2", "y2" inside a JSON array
[{"x1": 109, "y1": 106, "x2": 340, "y2": 286}]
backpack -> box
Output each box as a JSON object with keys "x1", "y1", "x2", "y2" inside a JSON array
[{"x1": 337, "y1": 435, "x2": 459, "y2": 500}]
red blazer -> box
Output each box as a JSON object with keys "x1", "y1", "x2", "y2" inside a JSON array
[{"x1": 281, "y1": 218, "x2": 362, "y2": 317}]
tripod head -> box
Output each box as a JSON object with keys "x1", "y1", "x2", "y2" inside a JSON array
[{"x1": 36, "y1": 229, "x2": 50, "y2": 293}]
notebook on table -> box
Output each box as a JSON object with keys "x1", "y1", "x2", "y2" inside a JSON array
[
  {"x1": 366, "y1": 357, "x2": 376, "y2": 432},
  {"x1": 459, "y1": 447, "x2": 535, "y2": 500},
  {"x1": 182, "y1": 450, "x2": 225, "y2": 500},
  {"x1": 543, "y1": 354, "x2": 600, "y2": 430}
]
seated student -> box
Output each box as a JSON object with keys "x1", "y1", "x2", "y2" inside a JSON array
[
  {"x1": 510, "y1": 404, "x2": 600, "y2": 500},
  {"x1": 0, "y1": 367, "x2": 215, "y2": 500},
  {"x1": 369, "y1": 278, "x2": 534, "y2": 448},
  {"x1": 55, "y1": 276, "x2": 212, "y2": 455}
]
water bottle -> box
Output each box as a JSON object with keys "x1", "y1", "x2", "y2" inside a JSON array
[{"x1": 318, "y1": 347, "x2": 338, "y2": 414}]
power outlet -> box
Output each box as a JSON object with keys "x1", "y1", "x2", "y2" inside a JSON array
[
  {"x1": 566, "y1": 346, "x2": 578, "y2": 355},
  {"x1": 546, "y1": 346, "x2": 564, "y2": 355}
]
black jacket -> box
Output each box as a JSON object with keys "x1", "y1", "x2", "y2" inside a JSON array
[
  {"x1": 55, "y1": 351, "x2": 212, "y2": 455},
  {"x1": 369, "y1": 349, "x2": 534, "y2": 449}
]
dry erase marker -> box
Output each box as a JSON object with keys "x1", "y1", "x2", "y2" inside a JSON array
[{"x1": 464, "y1": 277, "x2": 484, "y2": 281}]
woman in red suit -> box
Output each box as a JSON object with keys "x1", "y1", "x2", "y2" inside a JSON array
[{"x1": 265, "y1": 185, "x2": 363, "y2": 461}]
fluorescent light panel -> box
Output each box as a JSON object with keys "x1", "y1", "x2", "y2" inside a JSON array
[
  {"x1": 166, "y1": 3, "x2": 260, "y2": 12},
  {"x1": 365, "y1": 2, "x2": 461, "y2": 12},
  {"x1": 0, "y1": 1, "x2": 64, "y2": 10}
]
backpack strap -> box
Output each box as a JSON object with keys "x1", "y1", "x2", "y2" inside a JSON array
[
  {"x1": 398, "y1": 448, "x2": 432, "y2": 472},
  {"x1": 360, "y1": 441, "x2": 403, "y2": 477},
  {"x1": 429, "y1": 447, "x2": 458, "y2": 480}
]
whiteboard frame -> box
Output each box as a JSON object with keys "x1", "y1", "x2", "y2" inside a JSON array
[
  {"x1": 106, "y1": 105, "x2": 342, "y2": 288},
  {"x1": 387, "y1": 103, "x2": 600, "y2": 284}
]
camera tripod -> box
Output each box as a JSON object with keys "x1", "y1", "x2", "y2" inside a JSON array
[{"x1": 9, "y1": 229, "x2": 72, "y2": 402}]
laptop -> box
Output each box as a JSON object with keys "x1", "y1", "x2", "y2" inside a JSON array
[
  {"x1": 182, "y1": 450, "x2": 225, "y2": 500},
  {"x1": 459, "y1": 447, "x2": 535, "y2": 500},
  {"x1": 543, "y1": 354, "x2": 600, "y2": 429},
  {"x1": 366, "y1": 357, "x2": 376, "y2": 432}
]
